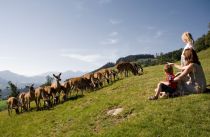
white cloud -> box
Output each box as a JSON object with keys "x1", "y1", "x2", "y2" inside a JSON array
[
  {"x1": 110, "y1": 19, "x2": 122, "y2": 25},
  {"x1": 61, "y1": 53, "x2": 102, "y2": 63},
  {"x1": 100, "y1": 38, "x2": 119, "y2": 45},
  {"x1": 109, "y1": 31, "x2": 118, "y2": 37}
]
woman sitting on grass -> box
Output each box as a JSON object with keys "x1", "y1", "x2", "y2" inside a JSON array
[{"x1": 149, "y1": 48, "x2": 206, "y2": 100}]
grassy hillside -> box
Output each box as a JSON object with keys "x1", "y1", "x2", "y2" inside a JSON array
[
  {"x1": 0, "y1": 48, "x2": 210, "y2": 137},
  {"x1": 0, "y1": 100, "x2": 7, "y2": 111}
]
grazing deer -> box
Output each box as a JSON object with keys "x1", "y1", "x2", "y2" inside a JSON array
[
  {"x1": 132, "y1": 62, "x2": 143, "y2": 74},
  {"x1": 83, "y1": 73, "x2": 100, "y2": 90},
  {"x1": 93, "y1": 71, "x2": 105, "y2": 87},
  {"x1": 42, "y1": 86, "x2": 55, "y2": 106},
  {"x1": 98, "y1": 69, "x2": 111, "y2": 85},
  {"x1": 65, "y1": 76, "x2": 94, "y2": 96},
  {"x1": 7, "y1": 97, "x2": 19, "y2": 115},
  {"x1": 35, "y1": 87, "x2": 51, "y2": 110},
  {"x1": 110, "y1": 69, "x2": 119, "y2": 81},
  {"x1": 116, "y1": 62, "x2": 138, "y2": 77}
]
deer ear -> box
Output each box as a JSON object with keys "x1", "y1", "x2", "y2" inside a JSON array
[
  {"x1": 59, "y1": 73, "x2": 62, "y2": 76},
  {"x1": 53, "y1": 74, "x2": 56, "y2": 77},
  {"x1": 31, "y1": 84, "x2": 34, "y2": 87}
]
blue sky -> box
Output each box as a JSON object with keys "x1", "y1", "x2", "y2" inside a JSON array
[{"x1": 0, "y1": 0, "x2": 209, "y2": 76}]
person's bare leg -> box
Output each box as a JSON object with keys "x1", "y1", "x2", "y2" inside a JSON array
[{"x1": 154, "y1": 83, "x2": 162, "y2": 98}]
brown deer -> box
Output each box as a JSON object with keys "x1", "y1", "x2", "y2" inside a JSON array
[
  {"x1": 65, "y1": 76, "x2": 94, "y2": 96},
  {"x1": 51, "y1": 73, "x2": 62, "y2": 105},
  {"x1": 62, "y1": 81, "x2": 71, "y2": 98},
  {"x1": 98, "y1": 69, "x2": 111, "y2": 85},
  {"x1": 132, "y1": 62, "x2": 143, "y2": 74},
  {"x1": 18, "y1": 92, "x2": 27, "y2": 112},
  {"x1": 7, "y1": 97, "x2": 19, "y2": 115},
  {"x1": 110, "y1": 69, "x2": 119, "y2": 81},
  {"x1": 24, "y1": 84, "x2": 35, "y2": 111},
  {"x1": 35, "y1": 79, "x2": 59, "y2": 110},
  {"x1": 93, "y1": 71, "x2": 105, "y2": 87},
  {"x1": 83, "y1": 73, "x2": 100, "y2": 90},
  {"x1": 35, "y1": 87, "x2": 51, "y2": 110},
  {"x1": 116, "y1": 62, "x2": 138, "y2": 77},
  {"x1": 42, "y1": 86, "x2": 55, "y2": 106}
]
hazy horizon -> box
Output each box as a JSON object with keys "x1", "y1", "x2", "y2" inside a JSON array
[
  {"x1": 0, "y1": 0, "x2": 209, "y2": 76},
  {"x1": 0, "y1": 69, "x2": 86, "y2": 77}
]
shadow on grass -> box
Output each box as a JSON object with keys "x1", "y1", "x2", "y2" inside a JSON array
[
  {"x1": 102, "y1": 79, "x2": 123, "y2": 88},
  {"x1": 203, "y1": 84, "x2": 210, "y2": 94},
  {"x1": 67, "y1": 94, "x2": 85, "y2": 101},
  {"x1": 167, "y1": 85, "x2": 210, "y2": 99},
  {"x1": 85, "y1": 79, "x2": 123, "y2": 92}
]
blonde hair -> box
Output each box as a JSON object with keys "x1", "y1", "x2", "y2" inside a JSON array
[{"x1": 181, "y1": 32, "x2": 194, "y2": 44}]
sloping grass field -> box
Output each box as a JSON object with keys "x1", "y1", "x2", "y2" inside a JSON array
[
  {"x1": 0, "y1": 100, "x2": 7, "y2": 111},
  {"x1": 0, "y1": 48, "x2": 210, "y2": 137}
]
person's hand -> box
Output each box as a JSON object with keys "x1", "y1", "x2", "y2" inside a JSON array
[{"x1": 167, "y1": 62, "x2": 174, "y2": 66}]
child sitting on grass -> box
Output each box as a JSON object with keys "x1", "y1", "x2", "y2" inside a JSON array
[{"x1": 149, "y1": 64, "x2": 177, "y2": 100}]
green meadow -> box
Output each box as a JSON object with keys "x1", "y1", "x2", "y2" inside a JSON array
[
  {"x1": 0, "y1": 48, "x2": 210, "y2": 137},
  {"x1": 0, "y1": 100, "x2": 6, "y2": 112}
]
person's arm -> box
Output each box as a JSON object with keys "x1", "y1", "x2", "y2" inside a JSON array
[
  {"x1": 167, "y1": 62, "x2": 186, "y2": 70},
  {"x1": 173, "y1": 63, "x2": 193, "y2": 82},
  {"x1": 167, "y1": 62, "x2": 182, "y2": 70},
  {"x1": 181, "y1": 65, "x2": 189, "y2": 71},
  {"x1": 174, "y1": 63, "x2": 183, "y2": 70}
]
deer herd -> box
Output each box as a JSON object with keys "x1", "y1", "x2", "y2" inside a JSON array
[{"x1": 7, "y1": 62, "x2": 143, "y2": 115}]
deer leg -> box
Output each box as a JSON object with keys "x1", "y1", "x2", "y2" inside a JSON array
[
  {"x1": 8, "y1": 105, "x2": 10, "y2": 116},
  {"x1": 29, "y1": 101, "x2": 31, "y2": 110},
  {"x1": 35, "y1": 98, "x2": 38, "y2": 111}
]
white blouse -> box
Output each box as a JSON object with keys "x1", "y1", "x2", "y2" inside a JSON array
[{"x1": 181, "y1": 43, "x2": 194, "y2": 67}]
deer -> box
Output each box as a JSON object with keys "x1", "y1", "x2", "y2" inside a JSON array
[
  {"x1": 18, "y1": 92, "x2": 27, "y2": 112},
  {"x1": 24, "y1": 84, "x2": 35, "y2": 111},
  {"x1": 34, "y1": 87, "x2": 51, "y2": 110},
  {"x1": 64, "y1": 76, "x2": 94, "y2": 96},
  {"x1": 116, "y1": 62, "x2": 139, "y2": 78},
  {"x1": 7, "y1": 97, "x2": 19, "y2": 115},
  {"x1": 51, "y1": 73, "x2": 62, "y2": 105}
]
